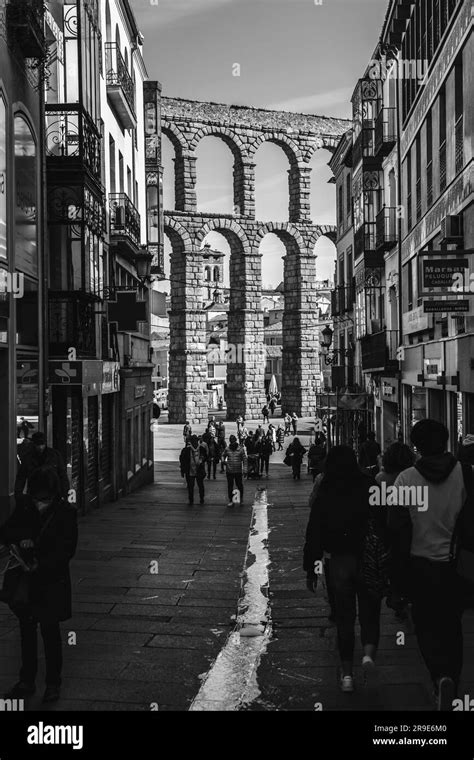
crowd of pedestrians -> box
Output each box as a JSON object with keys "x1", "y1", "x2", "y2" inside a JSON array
[{"x1": 303, "y1": 419, "x2": 474, "y2": 711}]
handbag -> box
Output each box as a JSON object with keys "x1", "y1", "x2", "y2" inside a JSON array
[
  {"x1": 450, "y1": 462, "x2": 474, "y2": 591},
  {"x1": 0, "y1": 510, "x2": 55, "y2": 613}
]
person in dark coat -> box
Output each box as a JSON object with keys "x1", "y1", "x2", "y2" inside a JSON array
[
  {"x1": 179, "y1": 435, "x2": 207, "y2": 505},
  {"x1": 308, "y1": 433, "x2": 327, "y2": 482},
  {"x1": 358, "y1": 431, "x2": 381, "y2": 474},
  {"x1": 0, "y1": 466, "x2": 78, "y2": 704},
  {"x1": 303, "y1": 447, "x2": 383, "y2": 694},
  {"x1": 286, "y1": 437, "x2": 306, "y2": 480},
  {"x1": 206, "y1": 433, "x2": 221, "y2": 480},
  {"x1": 14, "y1": 432, "x2": 69, "y2": 501}
]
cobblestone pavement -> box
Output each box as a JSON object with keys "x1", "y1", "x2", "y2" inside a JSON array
[{"x1": 0, "y1": 416, "x2": 473, "y2": 711}]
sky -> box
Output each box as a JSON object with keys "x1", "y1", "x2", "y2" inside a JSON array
[{"x1": 131, "y1": 0, "x2": 389, "y2": 289}]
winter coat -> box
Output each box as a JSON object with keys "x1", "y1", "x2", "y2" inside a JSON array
[
  {"x1": 224, "y1": 443, "x2": 248, "y2": 474},
  {"x1": 0, "y1": 496, "x2": 78, "y2": 622},
  {"x1": 287, "y1": 442, "x2": 306, "y2": 464},
  {"x1": 303, "y1": 472, "x2": 378, "y2": 570},
  {"x1": 14, "y1": 447, "x2": 70, "y2": 500},
  {"x1": 179, "y1": 445, "x2": 207, "y2": 478}
]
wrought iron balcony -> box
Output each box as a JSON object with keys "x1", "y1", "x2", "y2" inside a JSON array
[
  {"x1": 375, "y1": 108, "x2": 397, "y2": 156},
  {"x1": 6, "y1": 0, "x2": 46, "y2": 59},
  {"x1": 105, "y1": 43, "x2": 136, "y2": 129},
  {"x1": 331, "y1": 284, "x2": 355, "y2": 317},
  {"x1": 376, "y1": 207, "x2": 398, "y2": 251},
  {"x1": 45, "y1": 105, "x2": 102, "y2": 187},
  {"x1": 109, "y1": 192, "x2": 141, "y2": 258},
  {"x1": 360, "y1": 329, "x2": 399, "y2": 373},
  {"x1": 49, "y1": 293, "x2": 98, "y2": 358},
  {"x1": 354, "y1": 222, "x2": 383, "y2": 267}
]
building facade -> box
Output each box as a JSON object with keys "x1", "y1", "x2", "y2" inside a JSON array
[
  {"x1": 0, "y1": 0, "x2": 48, "y2": 522},
  {"x1": 44, "y1": 0, "x2": 157, "y2": 513},
  {"x1": 332, "y1": 0, "x2": 473, "y2": 452}
]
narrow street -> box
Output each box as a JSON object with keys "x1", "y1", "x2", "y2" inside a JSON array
[{"x1": 1, "y1": 418, "x2": 474, "y2": 712}]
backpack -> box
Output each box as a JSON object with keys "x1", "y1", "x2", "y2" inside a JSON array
[
  {"x1": 450, "y1": 462, "x2": 474, "y2": 594},
  {"x1": 361, "y1": 514, "x2": 390, "y2": 597}
]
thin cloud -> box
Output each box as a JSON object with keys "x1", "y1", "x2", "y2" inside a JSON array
[
  {"x1": 133, "y1": 0, "x2": 234, "y2": 29},
  {"x1": 266, "y1": 87, "x2": 352, "y2": 115}
]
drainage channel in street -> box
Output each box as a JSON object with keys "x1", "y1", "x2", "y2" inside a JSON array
[{"x1": 189, "y1": 487, "x2": 272, "y2": 711}]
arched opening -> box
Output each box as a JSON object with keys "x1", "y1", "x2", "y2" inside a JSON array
[
  {"x1": 309, "y1": 147, "x2": 336, "y2": 224},
  {"x1": 313, "y1": 233, "x2": 337, "y2": 284},
  {"x1": 254, "y1": 141, "x2": 292, "y2": 222},
  {"x1": 124, "y1": 48, "x2": 129, "y2": 71},
  {"x1": 200, "y1": 231, "x2": 230, "y2": 296},
  {"x1": 259, "y1": 232, "x2": 286, "y2": 397},
  {"x1": 162, "y1": 132, "x2": 177, "y2": 212},
  {"x1": 196, "y1": 137, "x2": 235, "y2": 215},
  {"x1": 115, "y1": 24, "x2": 121, "y2": 51}
]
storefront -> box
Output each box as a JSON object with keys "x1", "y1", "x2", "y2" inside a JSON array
[{"x1": 49, "y1": 360, "x2": 120, "y2": 513}]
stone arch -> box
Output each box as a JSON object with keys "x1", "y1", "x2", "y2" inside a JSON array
[
  {"x1": 190, "y1": 126, "x2": 246, "y2": 159},
  {"x1": 163, "y1": 216, "x2": 193, "y2": 253},
  {"x1": 256, "y1": 222, "x2": 306, "y2": 254},
  {"x1": 250, "y1": 133, "x2": 302, "y2": 166},
  {"x1": 304, "y1": 136, "x2": 339, "y2": 164},
  {"x1": 307, "y1": 225, "x2": 337, "y2": 248},
  {"x1": 196, "y1": 218, "x2": 250, "y2": 254}
]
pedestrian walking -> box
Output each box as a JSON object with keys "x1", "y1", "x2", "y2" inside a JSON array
[
  {"x1": 303, "y1": 446, "x2": 385, "y2": 694},
  {"x1": 262, "y1": 405, "x2": 269, "y2": 424},
  {"x1": 179, "y1": 435, "x2": 207, "y2": 505},
  {"x1": 276, "y1": 424, "x2": 285, "y2": 451},
  {"x1": 183, "y1": 421, "x2": 192, "y2": 443},
  {"x1": 291, "y1": 412, "x2": 299, "y2": 436},
  {"x1": 358, "y1": 431, "x2": 381, "y2": 475},
  {"x1": 17, "y1": 417, "x2": 34, "y2": 439},
  {"x1": 217, "y1": 421, "x2": 227, "y2": 472},
  {"x1": 207, "y1": 416, "x2": 217, "y2": 437},
  {"x1": 390, "y1": 420, "x2": 469, "y2": 710},
  {"x1": 206, "y1": 433, "x2": 221, "y2": 480},
  {"x1": 308, "y1": 433, "x2": 327, "y2": 482},
  {"x1": 268, "y1": 423, "x2": 276, "y2": 452},
  {"x1": 15, "y1": 433, "x2": 69, "y2": 502},
  {"x1": 259, "y1": 435, "x2": 273, "y2": 478},
  {"x1": 284, "y1": 413, "x2": 291, "y2": 436},
  {"x1": 375, "y1": 442, "x2": 415, "y2": 619},
  {"x1": 0, "y1": 466, "x2": 78, "y2": 704},
  {"x1": 269, "y1": 398, "x2": 276, "y2": 416},
  {"x1": 223, "y1": 435, "x2": 247, "y2": 506},
  {"x1": 285, "y1": 437, "x2": 306, "y2": 480}
]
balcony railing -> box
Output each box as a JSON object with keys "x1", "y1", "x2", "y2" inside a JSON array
[
  {"x1": 331, "y1": 283, "x2": 356, "y2": 317},
  {"x1": 109, "y1": 192, "x2": 141, "y2": 256},
  {"x1": 353, "y1": 127, "x2": 378, "y2": 167},
  {"x1": 354, "y1": 222, "x2": 379, "y2": 266},
  {"x1": 427, "y1": 160, "x2": 433, "y2": 207},
  {"x1": 376, "y1": 207, "x2": 398, "y2": 250},
  {"x1": 455, "y1": 116, "x2": 464, "y2": 175},
  {"x1": 439, "y1": 141, "x2": 447, "y2": 191},
  {"x1": 6, "y1": 0, "x2": 46, "y2": 59},
  {"x1": 360, "y1": 329, "x2": 399, "y2": 372},
  {"x1": 375, "y1": 108, "x2": 397, "y2": 156},
  {"x1": 105, "y1": 42, "x2": 136, "y2": 129},
  {"x1": 45, "y1": 105, "x2": 102, "y2": 185},
  {"x1": 49, "y1": 293, "x2": 97, "y2": 358}
]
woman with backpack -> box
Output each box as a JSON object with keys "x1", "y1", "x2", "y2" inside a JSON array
[{"x1": 303, "y1": 446, "x2": 387, "y2": 693}]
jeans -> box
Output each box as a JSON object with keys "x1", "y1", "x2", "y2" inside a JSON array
[
  {"x1": 207, "y1": 460, "x2": 217, "y2": 479},
  {"x1": 409, "y1": 556, "x2": 463, "y2": 688},
  {"x1": 186, "y1": 474, "x2": 205, "y2": 503},
  {"x1": 226, "y1": 473, "x2": 243, "y2": 502},
  {"x1": 328, "y1": 554, "x2": 382, "y2": 662},
  {"x1": 19, "y1": 617, "x2": 62, "y2": 687},
  {"x1": 292, "y1": 422, "x2": 297, "y2": 435},
  {"x1": 260, "y1": 455, "x2": 270, "y2": 475}
]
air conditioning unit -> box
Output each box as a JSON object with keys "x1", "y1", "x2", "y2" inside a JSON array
[{"x1": 440, "y1": 215, "x2": 463, "y2": 244}]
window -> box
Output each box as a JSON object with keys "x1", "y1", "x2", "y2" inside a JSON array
[
  {"x1": 14, "y1": 115, "x2": 37, "y2": 278},
  {"x1": 439, "y1": 84, "x2": 447, "y2": 191},
  {"x1": 346, "y1": 174, "x2": 351, "y2": 217},
  {"x1": 415, "y1": 133, "x2": 421, "y2": 221},
  {"x1": 454, "y1": 55, "x2": 463, "y2": 174},
  {"x1": 426, "y1": 110, "x2": 433, "y2": 206},
  {"x1": 109, "y1": 136, "x2": 116, "y2": 194},
  {"x1": 338, "y1": 185, "x2": 343, "y2": 226},
  {"x1": 0, "y1": 95, "x2": 6, "y2": 261}
]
